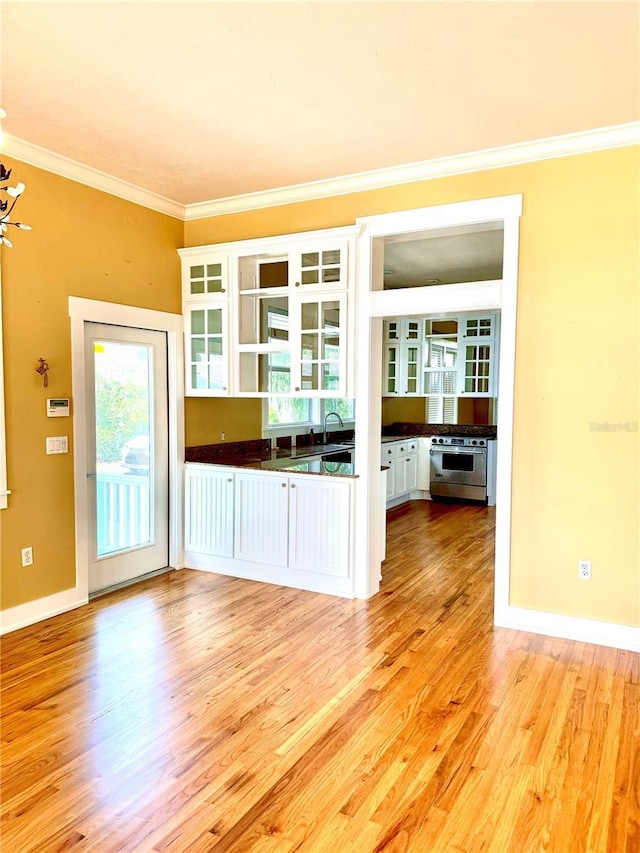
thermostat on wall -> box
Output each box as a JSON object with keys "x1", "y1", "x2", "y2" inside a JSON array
[{"x1": 47, "y1": 398, "x2": 70, "y2": 417}]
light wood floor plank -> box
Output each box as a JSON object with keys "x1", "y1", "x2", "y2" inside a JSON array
[{"x1": 1, "y1": 500, "x2": 637, "y2": 852}]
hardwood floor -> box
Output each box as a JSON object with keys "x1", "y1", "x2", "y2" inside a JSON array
[{"x1": 1, "y1": 501, "x2": 638, "y2": 852}]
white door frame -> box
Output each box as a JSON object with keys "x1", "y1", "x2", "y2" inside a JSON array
[
  {"x1": 70, "y1": 297, "x2": 185, "y2": 603},
  {"x1": 352, "y1": 195, "x2": 522, "y2": 630}
]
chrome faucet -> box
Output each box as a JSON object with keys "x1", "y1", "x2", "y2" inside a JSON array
[{"x1": 322, "y1": 411, "x2": 344, "y2": 446}]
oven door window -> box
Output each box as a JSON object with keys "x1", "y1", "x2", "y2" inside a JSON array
[{"x1": 442, "y1": 452, "x2": 474, "y2": 473}]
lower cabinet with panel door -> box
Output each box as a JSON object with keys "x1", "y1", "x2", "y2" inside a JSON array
[
  {"x1": 184, "y1": 464, "x2": 354, "y2": 597},
  {"x1": 382, "y1": 439, "x2": 419, "y2": 508}
]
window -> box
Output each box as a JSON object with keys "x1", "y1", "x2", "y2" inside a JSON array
[{"x1": 263, "y1": 397, "x2": 355, "y2": 435}]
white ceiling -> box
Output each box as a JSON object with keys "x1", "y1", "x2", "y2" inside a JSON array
[{"x1": 2, "y1": 1, "x2": 638, "y2": 207}]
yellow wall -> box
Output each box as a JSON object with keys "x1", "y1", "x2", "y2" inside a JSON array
[
  {"x1": 185, "y1": 147, "x2": 639, "y2": 628},
  {"x1": 1, "y1": 160, "x2": 183, "y2": 610},
  {"x1": 381, "y1": 397, "x2": 426, "y2": 426},
  {"x1": 185, "y1": 397, "x2": 262, "y2": 445},
  {"x1": 3, "y1": 147, "x2": 638, "y2": 631}
]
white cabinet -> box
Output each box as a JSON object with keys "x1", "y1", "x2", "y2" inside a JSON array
[
  {"x1": 184, "y1": 466, "x2": 234, "y2": 557},
  {"x1": 290, "y1": 241, "x2": 349, "y2": 291},
  {"x1": 288, "y1": 476, "x2": 350, "y2": 577},
  {"x1": 185, "y1": 465, "x2": 353, "y2": 592},
  {"x1": 182, "y1": 254, "x2": 229, "y2": 301},
  {"x1": 382, "y1": 439, "x2": 419, "y2": 506},
  {"x1": 185, "y1": 305, "x2": 229, "y2": 395},
  {"x1": 234, "y1": 472, "x2": 289, "y2": 566},
  {"x1": 458, "y1": 314, "x2": 499, "y2": 397},
  {"x1": 383, "y1": 313, "x2": 499, "y2": 407},
  {"x1": 383, "y1": 322, "x2": 422, "y2": 396},
  {"x1": 292, "y1": 293, "x2": 347, "y2": 395}
]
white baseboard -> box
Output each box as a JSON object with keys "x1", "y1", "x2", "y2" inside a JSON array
[
  {"x1": 495, "y1": 604, "x2": 639, "y2": 653},
  {"x1": 0, "y1": 586, "x2": 87, "y2": 635}
]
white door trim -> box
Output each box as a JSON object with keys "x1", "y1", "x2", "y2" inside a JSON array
[
  {"x1": 353, "y1": 195, "x2": 521, "y2": 610},
  {"x1": 70, "y1": 297, "x2": 185, "y2": 604},
  {"x1": 353, "y1": 194, "x2": 638, "y2": 652}
]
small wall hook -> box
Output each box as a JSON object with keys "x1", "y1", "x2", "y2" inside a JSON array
[{"x1": 36, "y1": 357, "x2": 50, "y2": 388}]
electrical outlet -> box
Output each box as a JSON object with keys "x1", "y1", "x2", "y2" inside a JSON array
[
  {"x1": 221, "y1": 432, "x2": 226, "y2": 441},
  {"x1": 21, "y1": 547, "x2": 33, "y2": 567},
  {"x1": 578, "y1": 560, "x2": 591, "y2": 580}
]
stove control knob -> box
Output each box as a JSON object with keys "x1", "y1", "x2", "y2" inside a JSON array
[
  {"x1": 479, "y1": 439, "x2": 485, "y2": 446},
  {"x1": 471, "y1": 440, "x2": 477, "y2": 445},
  {"x1": 439, "y1": 438, "x2": 444, "y2": 444}
]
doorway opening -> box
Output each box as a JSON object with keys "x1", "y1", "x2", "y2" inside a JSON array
[{"x1": 353, "y1": 195, "x2": 522, "y2": 630}]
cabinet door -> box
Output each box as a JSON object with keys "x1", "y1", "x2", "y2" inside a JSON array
[
  {"x1": 400, "y1": 342, "x2": 421, "y2": 395},
  {"x1": 185, "y1": 468, "x2": 234, "y2": 557},
  {"x1": 393, "y1": 456, "x2": 408, "y2": 495},
  {"x1": 383, "y1": 343, "x2": 399, "y2": 396},
  {"x1": 183, "y1": 256, "x2": 228, "y2": 301},
  {"x1": 186, "y1": 305, "x2": 229, "y2": 396},
  {"x1": 234, "y1": 473, "x2": 289, "y2": 566},
  {"x1": 385, "y1": 458, "x2": 396, "y2": 498},
  {"x1": 404, "y1": 453, "x2": 418, "y2": 492},
  {"x1": 288, "y1": 477, "x2": 350, "y2": 577},
  {"x1": 292, "y1": 294, "x2": 347, "y2": 395},
  {"x1": 290, "y1": 242, "x2": 348, "y2": 291},
  {"x1": 459, "y1": 340, "x2": 496, "y2": 396}
]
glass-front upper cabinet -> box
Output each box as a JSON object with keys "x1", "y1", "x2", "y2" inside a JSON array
[
  {"x1": 292, "y1": 295, "x2": 346, "y2": 395},
  {"x1": 289, "y1": 242, "x2": 349, "y2": 291},
  {"x1": 182, "y1": 255, "x2": 229, "y2": 301},
  {"x1": 458, "y1": 314, "x2": 498, "y2": 396},
  {"x1": 185, "y1": 305, "x2": 229, "y2": 396}
]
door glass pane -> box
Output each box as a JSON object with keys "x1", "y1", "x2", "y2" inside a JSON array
[{"x1": 94, "y1": 341, "x2": 152, "y2": 557}]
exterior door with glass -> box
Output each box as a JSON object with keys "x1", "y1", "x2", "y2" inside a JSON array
[{"x1": 84, "y1": 322, "x2": 169, "y2": 593}]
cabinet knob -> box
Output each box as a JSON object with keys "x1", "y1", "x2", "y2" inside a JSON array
[
  {"x1": 295, "y1": 386, "x2": 300, "y2": 392},
  {"x1": 406, "y1": 458, "x2": 410, "y2": 463},
  {"x1": 221, "y1": 288, "x2": 226, "y2": 293},
  {"x1": 291, "y1": 483, "x2": 296, "y2": 489},
  {"x1": 295, "y1": 281, "x2": 300, "y2": 287},
  {"x1": 281, "y1": 482, "x2": 287, "y2": 488},
  {"x1": 227, "y1": 478, "x2": 232, "y2": 483}
]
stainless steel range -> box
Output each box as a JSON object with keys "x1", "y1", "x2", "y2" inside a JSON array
[{"x1": 430, "y1": 436, "x2": 495, "y2": 504}]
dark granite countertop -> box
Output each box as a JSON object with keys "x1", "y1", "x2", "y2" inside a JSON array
[
  {"x1": 186, "y1": 422, "x2": 497, "y2": 478},
  {"x1": 383, "y1": 422, "x2": 497, "y2": 439},
  {"x1": 186, "y1": 438, "x2": 358, "y2": 478}
]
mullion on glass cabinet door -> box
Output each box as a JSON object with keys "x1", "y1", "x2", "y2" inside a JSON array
[
  {"x1": 186, "y1": 306, "x2": 229, "y2": 396},
  {"x1": 183, "y1": 255, "x2": 229, "y2": 300},
  {"x1": 292, "y1": 294, "x2": 346, "y2": 396},
  {"x1": 290, "y1": 242, "x2": 349, "y2": 291}
]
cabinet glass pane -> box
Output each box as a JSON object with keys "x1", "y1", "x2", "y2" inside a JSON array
[
  {"x1": 322, "y1": 335, "x2": 339, "y2": 358},
  {"x1": 301, "y1": 303, "x2": 319, "y2": 330},
  {"x1": 190, "y1": 280, "x2": 205, "y2": 295},
  {"x1": 301, "y1": 269, "x2": 319, "y2": 285},
  {"x1": 207, "y1": 309, "x2": 222, "y2": 334},
  {"x1": 191, "y1": 338, "x2": 205, "y2": 361},
  {"x1": 322, "y1": 363, "x2": 340, "y2": 390},
  {"x1": 301, "y1": 334, "x2": 319, "y2": 360},
  {"x1": 191, "y1": 311, "x2": 205, "y2": 335},
  {"x1": 302, "y1": 252, "x2": 320, "y2": 268},
  {"x1": 260, "y1": 297, "x2": 289, "y2": 343},
  {"x1": 301, "y1": 363, "x2": 318, "y2": 390},
  {"x1": 322, "y1": 268, "x2": 340, "y2": 284},
  {"x1": 321, "y1": 301, "x2": 340, "y2": 329},
  {"x1": 238, "y1": 352, "x2": 290, "y2": 393},
  {"x1": 208, "y1": 339, "x2": 222, "y2": 357}
]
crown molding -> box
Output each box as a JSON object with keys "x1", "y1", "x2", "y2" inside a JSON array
[
  {"x1": 185, "y1": 122, "x2": 640, "y2": 220},
  {"x1": 2, "y1": 135, "x2": 186, "y2": 220},
  {"x1": 3, "y1": 122, "x2": 638, "y2": 222}
]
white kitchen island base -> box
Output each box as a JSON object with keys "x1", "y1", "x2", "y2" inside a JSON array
[{"x1": 185, "y1": 463, "x2": 355, "y2": 598}]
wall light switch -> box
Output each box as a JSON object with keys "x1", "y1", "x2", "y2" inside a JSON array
[{"x1": 46, "y1": 436, "x2": 69, "y2": 454}]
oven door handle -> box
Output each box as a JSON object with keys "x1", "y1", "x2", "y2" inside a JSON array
[{"x1": 430, "y1": 447, "x2": 487, "y2": 455}]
